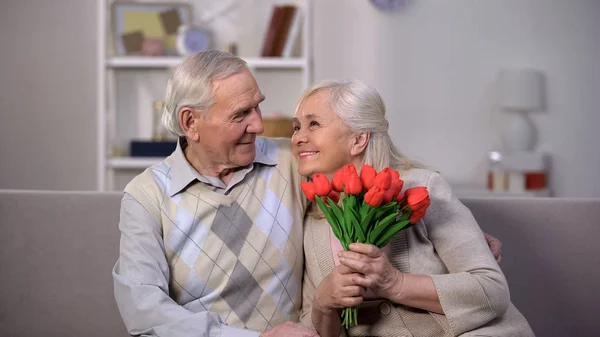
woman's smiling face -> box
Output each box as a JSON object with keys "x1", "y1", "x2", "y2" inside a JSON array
[{"x1": 291, "y1": 90, "x2": 357, "y2": 178}]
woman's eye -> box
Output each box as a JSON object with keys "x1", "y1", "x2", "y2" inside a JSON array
[
  {"x1": 292, "y1": 125, "x2": 300, "y2": 132},
  {"x1": 309, "y1": 121, "x2": 319, "y2": 127}
]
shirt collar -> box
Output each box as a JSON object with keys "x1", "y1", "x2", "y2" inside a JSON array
[{"x1": 168, "y1": 137, "x2": 277, "y2": 197}]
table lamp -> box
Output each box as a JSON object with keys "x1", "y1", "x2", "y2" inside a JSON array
[{"x1": 497, "y1": 68, "x2": 544, "y2": 152}]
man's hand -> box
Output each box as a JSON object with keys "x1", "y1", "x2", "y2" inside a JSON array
[
  {"x1": 259, "y1": 321, "x2": 319, "y2": 337},
  {"x1": 484, "y1": 232, "x2": 502, "y2": 263}
]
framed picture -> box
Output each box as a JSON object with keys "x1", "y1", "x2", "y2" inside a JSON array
[{"x1": 111, "y1": 2, "x2": 192, "y2": 56}]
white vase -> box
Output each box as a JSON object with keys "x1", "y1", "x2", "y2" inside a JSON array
[{"x1": 501, "y1": 111, "x2": 537, "y2": 152}]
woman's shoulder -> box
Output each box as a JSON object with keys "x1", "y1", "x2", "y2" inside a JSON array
[
  {"x1": 399, "y1": 168, "x2": 455, "y2": 199},
  {"x1": 398, "y1": 167, "x2": 438, "y2": 187}
]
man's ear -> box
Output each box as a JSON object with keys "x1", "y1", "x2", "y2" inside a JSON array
[
  {"x1": 179, "y1": 107, "x2": 200, "y2": 142},
  {"x1": 350, "y1": 131, "x2": 370, "y2": 156}
]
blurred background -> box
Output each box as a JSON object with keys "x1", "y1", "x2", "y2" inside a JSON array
[{"x1": 0, "y1": 0, "x2": 598, "y2": 198}]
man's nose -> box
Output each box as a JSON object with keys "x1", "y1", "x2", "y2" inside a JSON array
[{"x1": 245, "y1": 108, "x2": 264, "y2": 134}]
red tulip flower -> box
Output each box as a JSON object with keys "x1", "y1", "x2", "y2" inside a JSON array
[
  {"x1": 409, "y1": 208, "x2": 427, "y2": 224},
  {"x1": 382, "y1": 167, "x2": 400, "y2": 181},
  {"x1": 382, "y1": 179, "x2": 404, "y2": 203},
  {"x1": 405, "y1": 186, "x2": 430, "y2": 219},
  {"x1": 312, "y1": 174, "x2": 332, "y2": 196},
  {"x1": 373, "y1": 170, "x2": 392, "y2": 190},
  {"x1": 364, "y1": 186, "x2": 385, "y2": 207},
  {"x1": 395, "y1": 192, "x2": 406, "y2": 204},
  {"x1": 360, "y1": 164, "x2": 377, "y2": 190},
  {"x1": 344, "y1": 166, "x2": 363, "y2": 195},
  {"x1": 323, "y1": 190, "x2": 340, "y2": 205},
  {"x1": 332, "y1": 169, "x2": 346, "y2": 192},
  {"x1": 301, "y1": 181, "x2": 316, "y2": 202}
]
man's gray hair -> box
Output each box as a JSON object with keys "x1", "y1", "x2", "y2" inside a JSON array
[
  {"x1": 162, "y1": 50, "x2": 248, "y2": 136},
  {"x1": 295, "y1": 79, "x2": 422, "y2": 172}
]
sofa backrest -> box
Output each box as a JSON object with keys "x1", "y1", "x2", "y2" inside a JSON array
[
  {"x1": 0, "y1": 190, "x2": 127, "y2": 337},
  {"x1": 462, "y1": 197, "x2": 600, "y2": 337},
  {"x1": 1, "y1": 190, "x2": 599, "y2": 336}
]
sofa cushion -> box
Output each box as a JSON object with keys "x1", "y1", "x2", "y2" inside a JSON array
[
  {"x1": 462, "y1": 197, "x2": 600, "y2": 337},
  {"x1": 1, "y1": 190, "x2": 599, "y2": 337}
]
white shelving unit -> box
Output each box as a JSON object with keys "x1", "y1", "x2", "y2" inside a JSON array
[{"x1": 97, "y1": 0, "x2": 313, "y2": 190}]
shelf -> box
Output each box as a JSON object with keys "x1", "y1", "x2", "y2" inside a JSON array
[
  {"x1": 105, "y1": 56, "x2": 307, "y2": 69},
  {"x1": 98, "y1": 0, "x2": 313, "y2": 190},
  {"x1": 107, "y1": 157, "x2": 164, "y2": 169}
]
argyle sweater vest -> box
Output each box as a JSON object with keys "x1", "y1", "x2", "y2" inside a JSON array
[{"x1": 124, "y1": 137, "x2": 306, "y2": 332}]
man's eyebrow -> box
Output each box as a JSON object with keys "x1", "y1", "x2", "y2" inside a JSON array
[{"x1": 235, "y1": 95, "x2": 266, "y2": 114}]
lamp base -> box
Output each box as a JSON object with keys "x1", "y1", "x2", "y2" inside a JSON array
[{"x1": 501, "y1": 111, "x2": 537, "y2": 152}]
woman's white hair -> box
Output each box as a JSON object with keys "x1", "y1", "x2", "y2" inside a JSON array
[
  {"x1": 162, "y1": 50, "x2": 247, "y2": 136},
  {"x1": 295, "y1": 79, "x2": 422, "y2": 172}
]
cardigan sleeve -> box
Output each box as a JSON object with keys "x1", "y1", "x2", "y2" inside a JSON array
[{"x1": 422, "y1": 172, "x2": 510, "y2": 336}]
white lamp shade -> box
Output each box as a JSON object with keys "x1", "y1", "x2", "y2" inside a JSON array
[{"x1": 498, "y1": 69, "x2": 544, "y2": 111}]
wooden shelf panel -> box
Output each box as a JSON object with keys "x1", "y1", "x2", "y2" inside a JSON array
[{"x1": 107, "y1": 157, "x2": 164, "y2": 169}]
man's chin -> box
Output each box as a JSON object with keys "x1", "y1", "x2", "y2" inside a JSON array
[{"x1": 234, "y1": 147, "x2": 256, "y2": 166}]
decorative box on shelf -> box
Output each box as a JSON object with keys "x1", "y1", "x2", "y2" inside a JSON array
[
  {"x1": 487, "y1": 151, "x2": 551, "y2": 196},
  {"x1": 262, "y1": 117, "x2": 294, "y2": 138},
  {"x1": 130, "y1": 140, "x2": 177, "y2": 157}
]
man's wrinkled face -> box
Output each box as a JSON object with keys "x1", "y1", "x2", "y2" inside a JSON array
[{"x1": 197, "y1": 69, "x2": 265, "y2": 169}]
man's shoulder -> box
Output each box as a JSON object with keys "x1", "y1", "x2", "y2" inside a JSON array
[
  {"x1": 256, "y1": 136, "x2": 292, "y2": 153},
  {"x1": 124, "y1": 157, "x2": 173, "y2": 203},
  {"x1": 255, "y1": 137, "x2": 294, "y2": 163},
  {"x1": 255, "y1": 136, "x2": 302, "y2": 180}
]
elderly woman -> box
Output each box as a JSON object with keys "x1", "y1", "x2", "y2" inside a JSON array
[{"x1": 291, "y1": 79, "x2": 534, "y2": 337}]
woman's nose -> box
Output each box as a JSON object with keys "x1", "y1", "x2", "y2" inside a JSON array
[{"x1": 292, "y1": 127, "x2": 307, "y2": 145}]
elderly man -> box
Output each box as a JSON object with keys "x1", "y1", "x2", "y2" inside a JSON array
[
  {"x1": 113, "y1": 50, "x2": 316, "y2": 337},
  {"x1": 113, "y1": 50, "x2": 502, "y2": 337}
]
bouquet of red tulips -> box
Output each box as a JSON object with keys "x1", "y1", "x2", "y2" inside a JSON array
[{"x1": 301, "y1": 163, "x2": 431, "y2": 328}]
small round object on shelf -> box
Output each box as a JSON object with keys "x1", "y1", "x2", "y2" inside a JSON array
[
  {"x1": 176, "y1": 24, "x2": 213, "y2": 56},
  {"x1": 370, "y1": 0, "x2": 407, "y2": 12}
]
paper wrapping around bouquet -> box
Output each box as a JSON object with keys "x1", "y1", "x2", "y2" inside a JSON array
[{"x1": 262, "y1": 117, "x2": 294, "y2": 138}]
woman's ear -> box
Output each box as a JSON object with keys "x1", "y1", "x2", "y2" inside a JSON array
[
  {"x1": 179, "y1": 107, "x2": 200, "y2": 142},
  {"x1": 350, "y1": 132, "x2": 370, "y2": 156}
]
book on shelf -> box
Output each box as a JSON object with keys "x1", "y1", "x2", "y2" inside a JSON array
[
  {"x1": 282, "y1": 6, "x2": 303, "y2": 57},
  {"x1": 261, "y1": 5, "x2": 300, "y2": 57}
]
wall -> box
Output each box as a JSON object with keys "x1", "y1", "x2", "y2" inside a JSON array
[
  {"x1": 313, "y1": 0, "x2": 600, "y2": 198},
  {"x1": 1, "y1": 0, "x2": 599, "y2": 197},
  {"x1": 0, "y1": 0, "x2": 98, "y2": 190}
]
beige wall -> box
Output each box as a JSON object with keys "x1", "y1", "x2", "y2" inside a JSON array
[
  {"x1": 313, "y1": 0, "x2": 600, "y2": 198},
  {"x1": 0, "y1": 0, "x2": 98, "y2": 190},
  {"x1": 1, "y1": 0, "x2": 599, "y2": 197}
]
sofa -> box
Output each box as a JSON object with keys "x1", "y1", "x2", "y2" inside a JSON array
[{"x1": 0, "y1": 190, "x2": 599, "y2": 337}]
